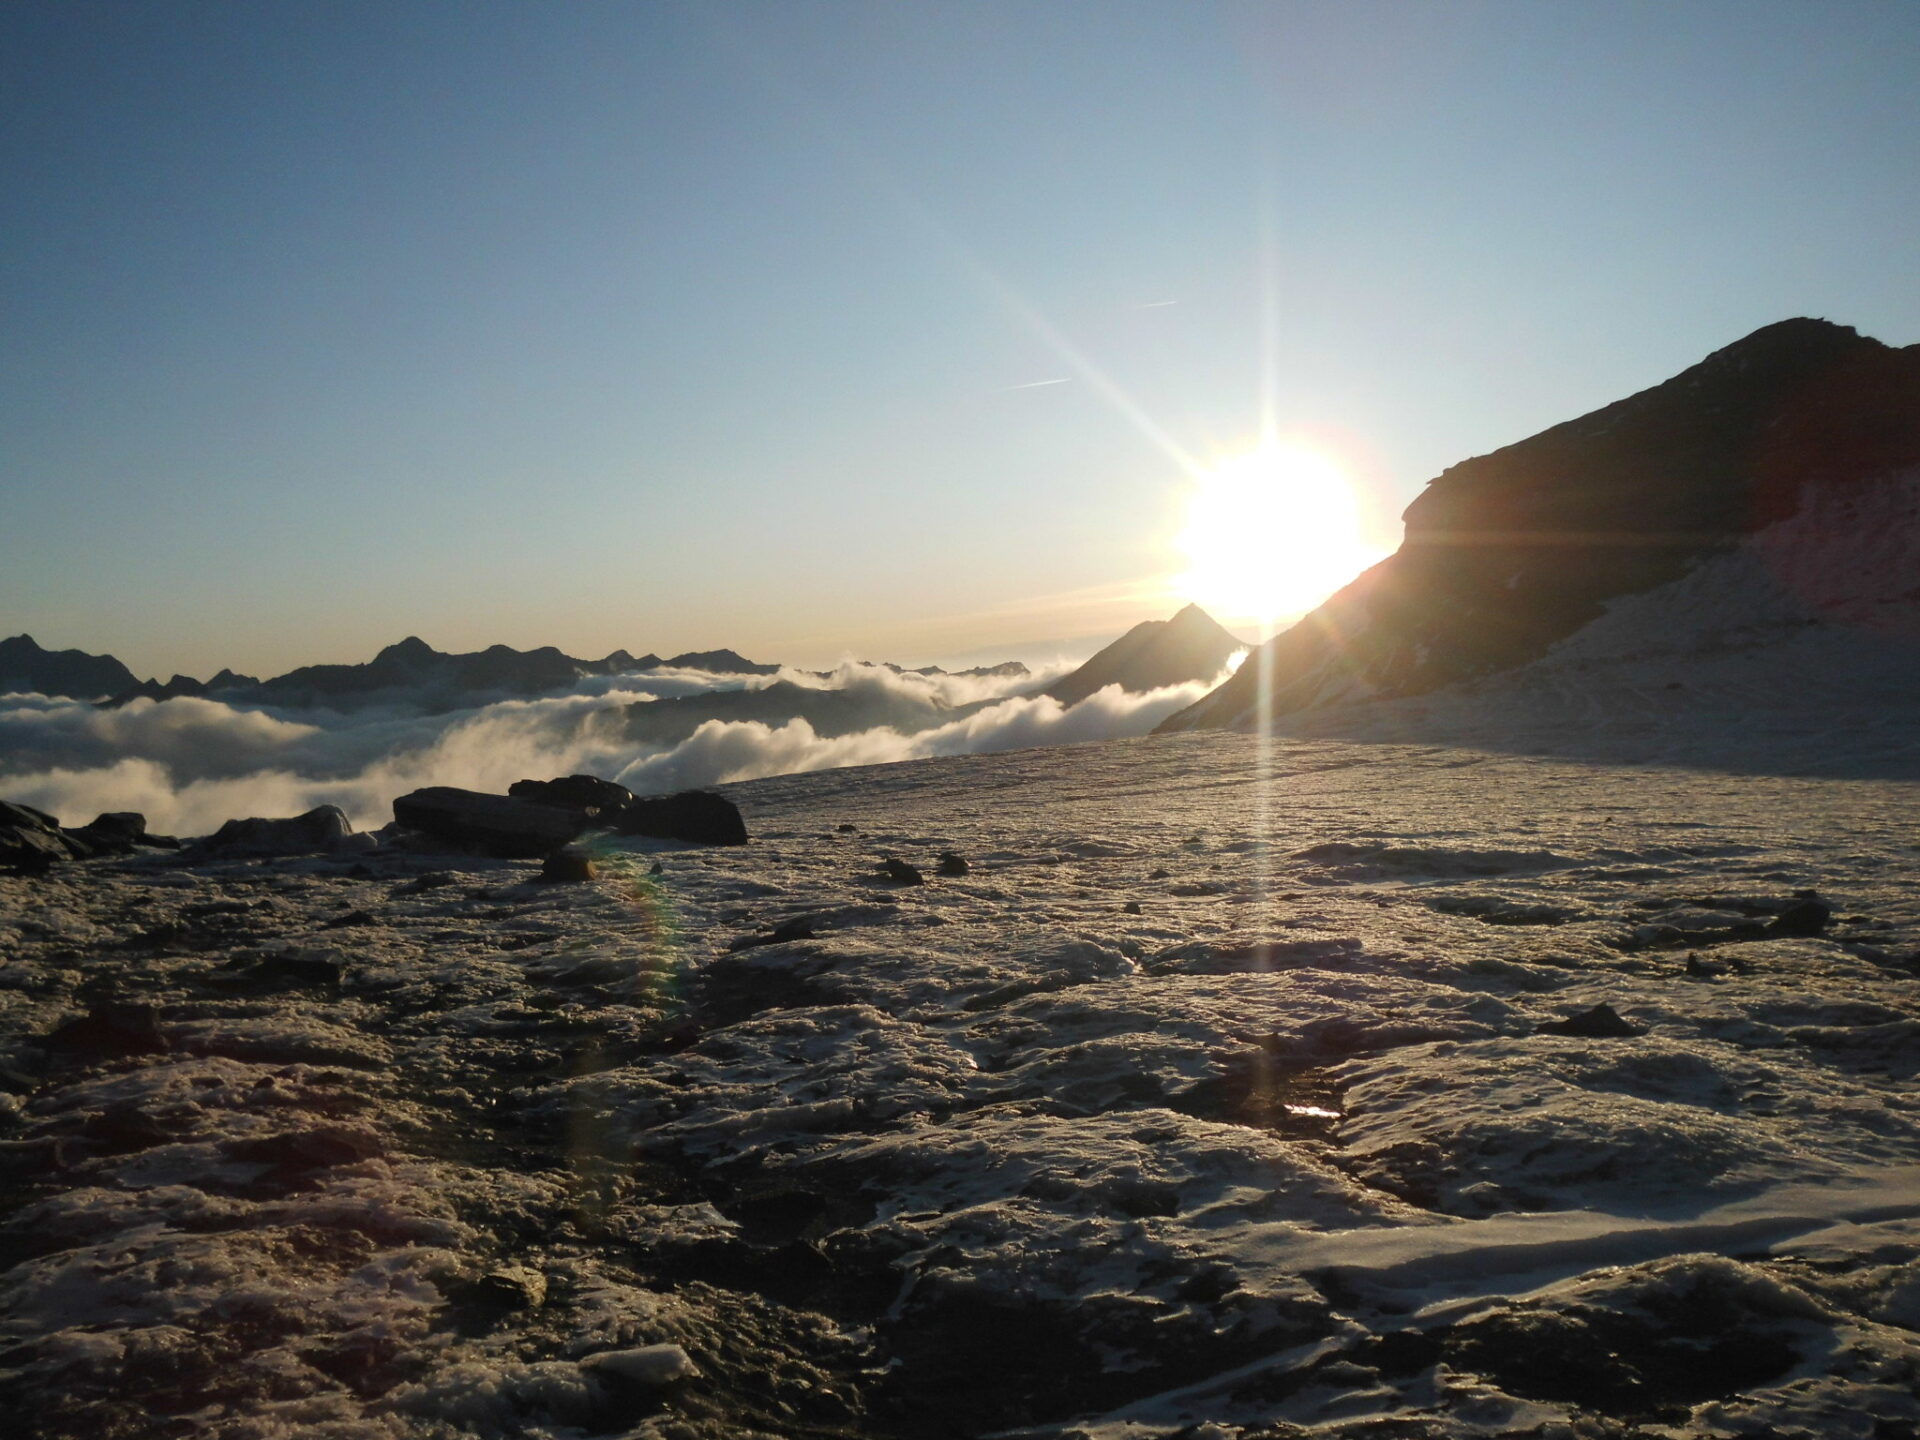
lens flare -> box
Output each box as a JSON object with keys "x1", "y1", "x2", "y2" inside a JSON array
[{"x1": 1175, "y1": 441, "x2": 1390, "y2": 627}]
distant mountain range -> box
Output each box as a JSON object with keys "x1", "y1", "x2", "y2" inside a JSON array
[
  {"x1": 1161, "y1": 317, "x2": 1920, "y2": 732},
  {"x1": 1, "y1": 603, "x2": 1242, "y2": 721}
]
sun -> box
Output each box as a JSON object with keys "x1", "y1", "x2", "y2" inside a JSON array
[{"x1": 1174, "y1": 441, "x2": 1390, "y2": 627}]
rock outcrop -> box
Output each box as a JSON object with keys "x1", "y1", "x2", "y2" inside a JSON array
[
  {"x1": 189, "y1": 805, "x2": 365, "y2": 858},
  {"x1": 1044, "y1": 604, "x2": 1245, "y2": 708},
  {"x1": 1159, "y1": 318, "x2": 1920, "y2": 732},
  {"x1": 1, "y1": 802, "x2": 177, "y2": 873}
]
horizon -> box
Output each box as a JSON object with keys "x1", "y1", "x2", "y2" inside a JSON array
[{"x1": 6, "y1": 3, "x2": 1920, "y2": 678}]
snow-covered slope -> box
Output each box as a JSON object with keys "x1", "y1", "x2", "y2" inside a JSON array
[{"x1": 4, "y1": 726, "x2": 1918, "y2": 1437}]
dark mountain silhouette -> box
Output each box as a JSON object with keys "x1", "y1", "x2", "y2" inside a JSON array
[
  {"x1": 662, "y1": 649, "x2": 780, "y2": 675},
  {"x1": 245, "y1": 637, "x2": 662, "y2": 709},
  {"x1": 625, "y1": 676, "x2": 987, "y2": 746},
  {"x1": 1160, "y1": 318, "x2": 1920, "y2": 732},
  {"x1": 1042, "y1": 603, "x2": 1245, "y2": 708},
  {"x1": 0, "y1": 635, "x2": 138, "y2": 700}
]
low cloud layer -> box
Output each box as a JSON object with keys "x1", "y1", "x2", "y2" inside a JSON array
[{"x1": 0, "y1": 660, "x2": 1206, "y2": 836}]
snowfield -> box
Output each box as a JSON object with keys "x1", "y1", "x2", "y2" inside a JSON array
[{"x1": 3, "y1": 725, "x2": 1919, "y2": 1438}]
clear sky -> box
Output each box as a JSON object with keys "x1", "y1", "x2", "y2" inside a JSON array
[{"x1": 5, "y1": 0, "x2": 1918, "y2": 680}]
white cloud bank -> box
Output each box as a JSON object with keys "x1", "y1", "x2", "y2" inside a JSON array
[{"x1": 0, "y1": 662, "x2": 1213, "y2": 836}]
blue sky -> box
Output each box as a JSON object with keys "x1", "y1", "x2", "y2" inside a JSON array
[{"x1": 5, "y1": 1, "x2": 1918, "y2": 678}]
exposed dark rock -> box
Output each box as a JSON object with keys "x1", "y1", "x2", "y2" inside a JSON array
[
  {"x1": 0, "y1": 634, "x2": 138, "y2": 700},
  {"x1": 1043, "y1": 604, "x2": 1244, "y2": 708},
  {"x1": 72, "y1": 811, "x2": 175, "y2": 854},
  {"x1": 1, "y1": 801, "x2": 83, "y2": 873},
  {"x1": 391, "y1": 788, "x2": 589, "y2": 858},
  {"x1": 472, "y1": 1266, "x2": 548, "y2": 1310},
  {"x1": 540, "y1": 846, "x2": 596, "y2": 883},
  {"x1": 935, "y1": 851, "x2": 971, "y2": 877},
  {"x1": 44, "y1": 1002, "x2": 169, "y2": 1059},
  {"x1": 509, "y1": 774, "x2": 635, "y2": 814},
  {"x1": 1767, "y1": 897, "x2": 1832, "y2": 937},
  {"x1": 192, "y1": 805, "x2": 360, "y2": 858},
  {"x1": 1537, "y1": 1003, "x2": 1643, "y2": 1038},
  {"x1": 726, "y1": 917, "x2": 818, "y2": 952},
  {"x1": 613, "y1": 791, "x2": 749, "y2": 847},
  {"x1": 878, "y1": 857, "x2": 925, "y2": 886},
  {"x1": 1160, "y1": 318, "x2": 1920, "y2": 732},
  {"x1": 1122, "y1": 900, "x2": 1143, "y2": 915}
]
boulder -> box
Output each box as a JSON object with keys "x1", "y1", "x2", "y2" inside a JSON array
[
  {"x1": 879, "y1": 857, "x2": 925, "y2": 886},
  {"x1": 193, "y1": 805, "x2": 360, "y2": 858},
  {"x1": 612, "y1": 791, "x2": 748, "y2": 846},
  {"x1": 509, "y1": 774, "x2": 636, "y2": 815},
  {"x1": 0, "y1": 801, "x2": 81, "y2": 874},
  {"x1": 392, "y1": 787, "x2": 589, "y2": 858},
  {"x1": 1537, "y1": 1003, "x2": 1643, "y2": 1039},
  {"x1": 540, "y1": 845, "x2": 596, "y2": 883},
  {"x1": 74, "y1": 811, "x2": 176, "y2": 854},
  {"x1": 936, "y1": 851, "x2": 971, "y2": 877}
]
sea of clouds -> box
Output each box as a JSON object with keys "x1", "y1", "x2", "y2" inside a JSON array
[{"x1": 0, "y1": 660, "x2": 1219, "y2": 836}]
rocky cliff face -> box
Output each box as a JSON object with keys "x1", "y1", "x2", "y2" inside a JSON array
[{"x1": 1158, "y1": 318, "x2": 1920, "y2": 732}]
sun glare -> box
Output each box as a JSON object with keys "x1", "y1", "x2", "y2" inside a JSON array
[{"x1": 1175, "y1": 442, "x2": 1390, "y2": 627}]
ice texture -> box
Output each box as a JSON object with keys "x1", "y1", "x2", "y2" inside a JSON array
[{"x1": 2, "y1": 730, "x2": 1918, "y2": 1437}]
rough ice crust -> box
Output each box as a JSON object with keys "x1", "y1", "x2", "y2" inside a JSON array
[{"x1": 2, "y1": 731, "x2": 1919, "y2": 1437}]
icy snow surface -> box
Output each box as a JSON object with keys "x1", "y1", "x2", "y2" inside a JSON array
[{"x1": 4, "y1": 723, "x2": 1920, "y2": 1438}]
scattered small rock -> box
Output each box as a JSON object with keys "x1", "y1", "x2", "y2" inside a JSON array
[
  {"x1": 1537, "y1": 1003, "x2": 1643, "y2": 1038},
  {"x1": 1122, "y1": 900, "x2": 1143, "y2": 915},
  {"x1": 879, "y1": 857, "x2": 924, "y2": 886},
  {"x1": 726, "y1": 916, "x2": 817, "y2": 952},
  {"x1": 473, "y1": 1266, "x2": 548, "y2": 1310},
  {"x1": 835, "y1": 823, "x2": 858, "y2": 833},
  {"x1": 935, "y1": 851, "x2": 970, "y2": 877}
]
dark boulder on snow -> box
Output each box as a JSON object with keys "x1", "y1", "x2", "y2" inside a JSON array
[
  {"x1": 0, "y1": 801, "x2": 81, "y2": 874},
  {"x1": 509, "y1": 774, "x2": 748, "y2": 846},
  {"x1": 936, "y1": 851, "x2": 971, "y2": 876},
  {"x1": 193, "y1": 805, "x2": 363, "y2": 858},
  {"x1": 391, "y1": 787, "x2": 589, "y2": 858},
  {"x1": 73, "y1": 811, "x2": 175, "y2": 854},
  {"x1": 509, "y1": 774, "x2": 636, "y2": 815},
  {"x1": 1766, "y1": 897, "x2": 1831, "y2": 937},
  {"x1": 1537, "y1": 1003, "x2": 1643, "y2": 1038},
  {"x1": 613, "y1": 790, "x2": 748, "y2": 846},
  {"x1": 878, "y1": 857, "x2": 925, "y2": 885},
  {"x1": 540, "y1": 845, "x2": 596, "y2": 883}
]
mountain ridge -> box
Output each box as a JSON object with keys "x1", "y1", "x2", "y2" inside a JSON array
[{"x1": 1158, "y1": 317, "x2": 1920, "y2": 733}]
